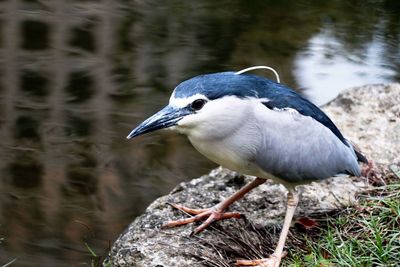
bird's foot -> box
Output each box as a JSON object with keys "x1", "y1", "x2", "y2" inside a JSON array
[
  {"x1": 362, "y1": 159, "x2": 385, "y2": 185},
  {"x1": 236, "y1": 252, "x2": 287, "y2": 267},
  {"x1": 162, "y1": 203, "x2": 242, "y2": 235},
  {"x1": 362, "y1": 159, "x2": 376, "y2": 178}
]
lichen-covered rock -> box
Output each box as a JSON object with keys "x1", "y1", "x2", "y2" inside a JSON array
[{"x1": 105, "y1": 83, "x2": 400, "y2": 267}]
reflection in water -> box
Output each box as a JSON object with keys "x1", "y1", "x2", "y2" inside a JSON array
[
  {"x1": 65, "y1": 71, "x2": 95, "y2": 103},
  {"x1": 9, "y1": 152, "x2": 43, "y2": 189},
  {"x1": 296, "y1": 26, "x2": 397, "y2": 105},
  {"x1": 14, "y1": 116, "x2": 41, "y2": 141},
  {"x1": 0, "y1": 0, "x2": 398, "y2": 266},
  {"x1": 21, "y1": 70, "x2": 50, "y2": 97},
  {"x1": 69, "y1": 22, "x2": 97, "y2": 53},
  {"x1": 21, "y1": 20, "x2": 50, "y2": 51}
]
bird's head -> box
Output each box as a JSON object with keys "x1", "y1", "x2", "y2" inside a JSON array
[{"x1": 127, "y1": 71, "x2": 279, "y2": 141}]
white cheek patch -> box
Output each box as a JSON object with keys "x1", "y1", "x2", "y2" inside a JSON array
[{"x1": 169, "y1": 93, "x2": 208, "y2": 108}]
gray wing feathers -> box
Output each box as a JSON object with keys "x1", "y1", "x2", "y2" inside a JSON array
[{"x1": 255, "y1": 109, "x2": 361, "y2": 183}]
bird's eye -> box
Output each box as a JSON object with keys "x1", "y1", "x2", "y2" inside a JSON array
[{"x1": 191, "y1": 99, "x2": 207, "y2": 111}]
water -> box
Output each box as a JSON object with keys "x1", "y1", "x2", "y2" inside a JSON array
[{"x1": 0, "y1": 1, "x2": 398, "y2": 266}]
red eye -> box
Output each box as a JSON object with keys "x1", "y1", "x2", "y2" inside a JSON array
[{"x1": 191, "y1": 99, "x2": 207, "y2": 111}]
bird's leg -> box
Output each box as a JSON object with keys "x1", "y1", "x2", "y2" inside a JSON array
[
  {"x1": 236, "y1": 191, "x2": 299, "y2": 267},
  {"x1": 163, "y1": 177, "x2": 266, "y2": 235}
]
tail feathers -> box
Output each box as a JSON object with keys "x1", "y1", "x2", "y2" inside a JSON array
[
  {"x1": 355, "y1": 149, "x2": 368, "y2": 164},
  {"x1": 348, "y1": 140, "x2": 369, "y2": 164}
]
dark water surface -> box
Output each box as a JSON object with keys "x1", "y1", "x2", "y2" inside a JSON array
[{"x1": 0, "y1": 1, "x2": 399, "y2": 266}]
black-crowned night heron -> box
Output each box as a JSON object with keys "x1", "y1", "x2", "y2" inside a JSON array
[{"x1": 127, "y1": 67, "x2": 368, "y2": 267}]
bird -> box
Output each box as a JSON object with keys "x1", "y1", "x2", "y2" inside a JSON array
[{"x1": 127, "y1": 66, "x2": 368, "y2": 267}]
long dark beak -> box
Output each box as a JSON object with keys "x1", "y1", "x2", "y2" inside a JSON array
[{"x1": 127, "y1": 105, "x2": 191, "y2": 139}]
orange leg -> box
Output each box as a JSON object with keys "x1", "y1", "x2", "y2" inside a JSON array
[
  {"x1": 163, "y1": 177, "x2": 266, "y2": 235},
  {"x1": 236, "y1": 191, "x2": 299, "y2": 267}
]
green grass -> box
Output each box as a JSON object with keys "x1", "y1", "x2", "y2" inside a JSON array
[
  {"x1": 286, "y1": 184, "x2": 400, "y2": 267},
  {"x1": 84, "y1": 241, "x2": 111, "y2": 267}
]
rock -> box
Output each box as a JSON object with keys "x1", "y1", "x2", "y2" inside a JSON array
[
  {"x1": 323, "y1": 83, "x2": 400, "y2": 165},
  {"x1": 105, "y1": 83, "x2": 400, "y2": 267}
]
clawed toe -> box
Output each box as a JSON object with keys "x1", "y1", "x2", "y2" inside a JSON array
[
  {"x1": 236, "y1": 257, "x2": 276, "y2": 267},
  {"x1": 167, "y1": 203, "x2": 208, "y2": 214},
  {"x1": 236, "y1": 252, "x2": 287, "y2": 267},
  {"x1": 162, "y1": 203, "x2": 242, "y2": 234}
]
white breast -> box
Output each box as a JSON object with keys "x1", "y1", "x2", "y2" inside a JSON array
[{"x1": 185, "y1": 98, "x2": 267, "y2": 177}]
